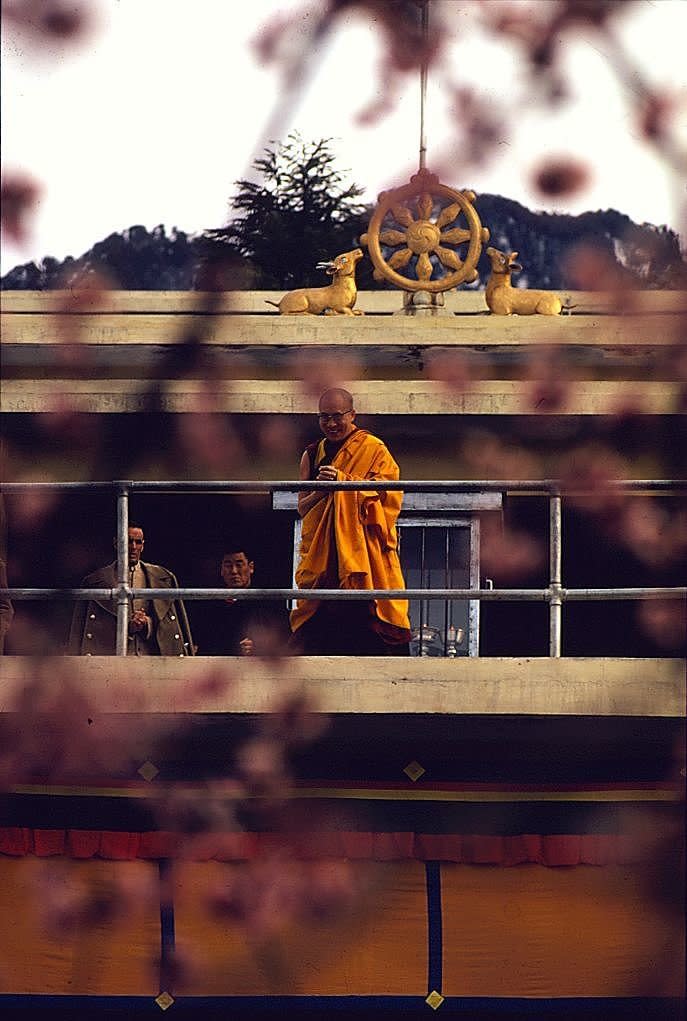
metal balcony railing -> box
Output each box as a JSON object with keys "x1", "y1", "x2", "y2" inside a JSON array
[{"x1": 1, "y1": 479, "x2": 685, "y2": 657}]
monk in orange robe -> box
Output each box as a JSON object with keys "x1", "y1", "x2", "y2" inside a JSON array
[{"x1": 290, "y1": 388, "x2": 411, "y2": 655}]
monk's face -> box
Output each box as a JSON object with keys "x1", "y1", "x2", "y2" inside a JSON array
[{"x1": 318, "y1": 394, "x2": 356, "y2": 442}]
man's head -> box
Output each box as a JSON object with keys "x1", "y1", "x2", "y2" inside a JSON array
[
  {"x1": 221, "y1": 550, "x2": 254, "y2": 588},
  {"x1": 318, "y1": 387, "x2": 356, "y2": 442},
  {"x1": 112, "y1": 524, "x2": 145, "y2": 566}
]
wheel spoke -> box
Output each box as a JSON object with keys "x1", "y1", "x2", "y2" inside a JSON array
[
  {"x1": 435, "y1": 202, "x2": 461, "y2": 229},
  {"x1": 380, "y1": 229, "x2": 408, "y2": 247},
  {"x1": 391, "y1": 205, "x2": 414, "y2": 228},
  {"x1": 440, "y1": 226, "x2": 471, "y2": 245},
  {"x1": 388, "y1": 247, "x2": 413, "y2": 270},
  {"x1": 416, "y1": 193, "x2": 433, "y2": 220},
  {"x1": 416, "y1": 252, "x2": 433, "y2": 280},
  {"x1": 435, "y1": 246, "x2": 463, "y2": 271}
]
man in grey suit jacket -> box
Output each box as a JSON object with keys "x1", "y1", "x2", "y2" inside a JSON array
[{"x1": 67, "y1": 524, "x2": 194, "y2": 656}]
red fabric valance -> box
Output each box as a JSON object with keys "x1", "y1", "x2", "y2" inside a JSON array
[{"x1": 0, "y1": 828, "x2": 644, "y2": 866}]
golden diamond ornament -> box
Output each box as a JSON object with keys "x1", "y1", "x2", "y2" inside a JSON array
[
  {"x1": 138, "y1": 760, "x2": 159, "y2": 782},
  {"x1": 403, "y1": 760, "x2": 426, "y2": 782},
  {"x1": 426, "y1": 990, "x2": 445, "y2": 1010}
]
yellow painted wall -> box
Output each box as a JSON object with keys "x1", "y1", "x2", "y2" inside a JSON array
[
  {"x1": 0, "y1": 857, "x2": 682, "y2": 997},
  {"x1": 0, "y1": 858, "x2": 158, "y2": 995},
  {"x1": 441, "y1": 863, "x2": 684, "y2": 997}
]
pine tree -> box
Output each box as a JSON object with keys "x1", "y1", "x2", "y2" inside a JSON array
[{"x1": 218, "y1": 134, "x2": 369, "y2": 289}]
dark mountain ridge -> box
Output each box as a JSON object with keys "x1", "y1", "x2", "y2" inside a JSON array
[{"x1": 2, "y1": 194, "x2": 685, "y2": 291}]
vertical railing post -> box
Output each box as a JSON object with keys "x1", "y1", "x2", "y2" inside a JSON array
[
  {"x1": 115, "y1": 482, "x2": 130, "y2": 656},
  {"x1": 549, "y1": 489, "x2": 562, "y2": 657}
]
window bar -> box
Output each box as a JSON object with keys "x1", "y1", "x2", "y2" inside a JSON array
[
  {"x1": 549, "y1": 492, "x2": 562, "y2": 657},
  {"x1": 443, "y1": 527, "x2": 450, "y2": 656},
  {"x1": 420, "y1": 527, "x2": 427, "y2": 656},
  {"x1": 115, "y1": 483, "x2": 130, "y2": 657},
  {"x1": 469, "y1": 516, "x2": 480, "y2": 656}
]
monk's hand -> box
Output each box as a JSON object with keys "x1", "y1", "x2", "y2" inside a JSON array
[
  {"x1": 239, "y1": 637, "x2": 254, "y2": 656},
  {"x1": 317, "y1": 464, "x2": 338, "y2": 482}
]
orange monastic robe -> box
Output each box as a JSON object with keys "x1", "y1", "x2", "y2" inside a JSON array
[{"x1": 290, "y1": 428, "x2": 411, "y2": 639}]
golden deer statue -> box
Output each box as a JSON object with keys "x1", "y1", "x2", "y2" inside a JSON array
[
  {"x1": 266, "y1": 248, "x2": 365, "y2": 315},
  {"x1": 485, "y1": 247, "x2": 562, "y2": 315}
]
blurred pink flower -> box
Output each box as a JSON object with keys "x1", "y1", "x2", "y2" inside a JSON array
[
  {"x1": 294, "y1": 354, "x2": 362, "y2": 400},
  {"x1": 637, "y1": 599, "x2": 686, "y2": 651},
  {"x1": 156, "y1": 783, "x2": 239, "y2": 838},
  {"x1": 236, "y1": 737, "x2": 288, "y2": 791},
  {"x1": 479, "y1": 515, "x2": 545, "y2": 581},
  {"x1": 426, "y1": 351, "x2": 480, "y2": 393},
  {"x1": 638, "y1": 89, "x2": 679, "y2": 143},
  {"x1": 208, "y1": 851, "x2": 362, "y2": 941},
  {"x1": 617, "y1": 498, "x2": 670, "y2": 567},
  {"x1": 53, "y1": 271, "x2": 116, "y2": 359},
  {"x1": 255, "y1": 0, "x2": 443, "y2": 127},
  {"x1": 1, "y1": 172, "x2": 41, "y2": 244},
  {"x1": 5, "y1": 486, "x2": 61, "y2": 535},
  {"x1": 447, "y1": 86, "x2": 508, "y2": 167},
  {"x1": 36, "y1": 399, "x2": 95, "y2": 452},
  {"x1": 175, "y1": 410, "x2": 245, "y2": 476},
  {"x1": 260, "y1": 690, "x2": 329, "y2": 747},
  {"x1": 180, "y1": 665, "x2": 236, "y2": 703},
  {"x1": 484, "y1": 0, "x2": 629, "y2": 70},
  {"x1": 34, "y1": 860, "x2": 154, "y2": 938},
  {"x1": 558, "y1": 445, "x2": 629, "y2": 518},
  {"x1": 257, "y1": 416, "x2": 300, "y2": 462},
  {"x1": 353, "y1": 0, "x2": 443, "y2": 75},
  {"x1": 302, "y1": 858, "x2": 359, "y2": 922},
  {"x1": 2, "y1": 0, "x2": 97, "y2": 45},
  {"x1": 523, "y1": 350, "x2": 573, "y2": 414},
  {"x1": 532, "y1": 157, "x2": 592, "y2": 198},
  {"x1": 561, "y1": 243, "x2": 633, "y2": 309},
  {"x1": 0, "y1": 665, "x2": 177, "y2": 786},
  {"x1": 207, "y1": 855, "x2": 303, "y2": 939},
  {"x1": 559, "y1": 0, "x2": 629, "y2": 28},
  {"x1": 460, "y1": 430, "x2": 542, "y2": 481}
]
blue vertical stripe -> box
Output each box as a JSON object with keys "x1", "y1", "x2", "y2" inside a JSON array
[
  {"x1": 425, "y1": 861, "x2": 443, "y2": 994},
  {"x1": 158, "y1": 858, "x2": 175, "y2": 990}
]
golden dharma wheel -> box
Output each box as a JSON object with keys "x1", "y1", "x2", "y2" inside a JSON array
[{"x1": 361, "y1": 168, "x2": 490, "y2": 293}]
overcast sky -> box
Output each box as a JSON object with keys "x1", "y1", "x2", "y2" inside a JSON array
[{"x1": 2, "y1": 0, "x2": 686, "y2": 274}]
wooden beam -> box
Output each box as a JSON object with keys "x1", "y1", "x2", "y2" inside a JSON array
[
  {"x1": 1, "y1": 378, "x2": 681, "y2": 414},
  {"x1": 0, "y1": 656, "x2": 683, "y2": 717}
]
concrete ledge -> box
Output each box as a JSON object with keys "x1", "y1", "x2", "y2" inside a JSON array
[
  {"x1": 0, "y1": 657, "x2": 683, "y2": 717},
  {"x1": 2, "y1": 378, "x2": 681, "y2": 414},
  {"x1": 2, "y1": 311, "x2": 685, "y2": 348},
  {"x1": 3, "y1": 290, "x2": 687, "y2": 314}
]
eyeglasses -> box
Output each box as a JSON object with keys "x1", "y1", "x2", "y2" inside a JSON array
[{"x1": 318, "y1": 411, "x2": 352, "y2": 424}]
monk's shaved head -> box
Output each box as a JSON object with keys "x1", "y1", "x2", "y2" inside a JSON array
[
  {"x1": 318, "y1": 388, "x2": 353, "y2": 412},
  {"x1": 317, "y1": 388, "x2": 356, "y2": 440}
]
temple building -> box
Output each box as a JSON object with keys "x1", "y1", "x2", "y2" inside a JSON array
[{"x1": 0, "y1": 181, "x2": 685, "y2": 1019}]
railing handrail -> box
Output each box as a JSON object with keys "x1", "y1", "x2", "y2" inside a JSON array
[
  {"x1": 0, "y1": 479, "x2": 684, "y2": 493},
  {"x1": 2, "y1": 478, "x2": 684, "y2": 657},
  {"x1": 3, "y1": 587, "x2": 685, "y2": 602}
]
